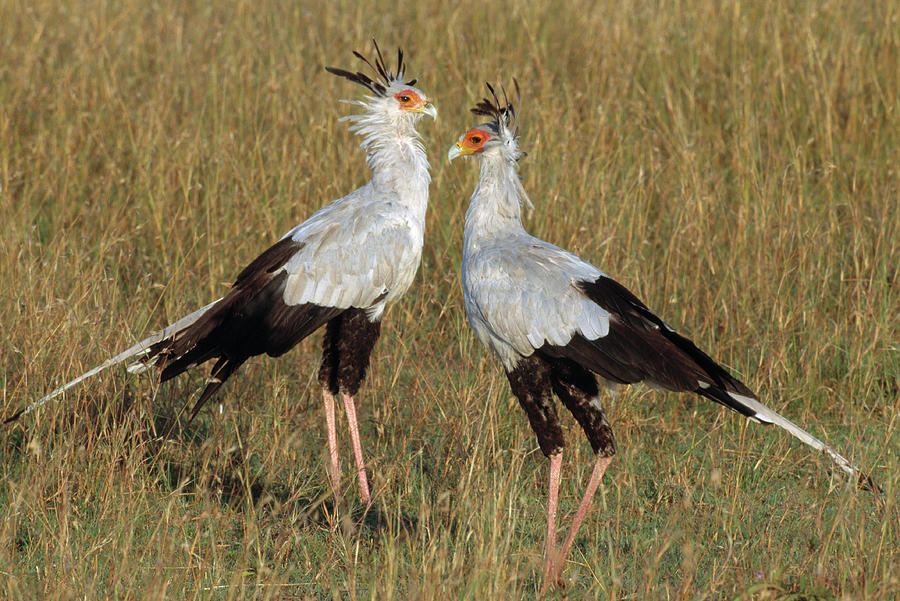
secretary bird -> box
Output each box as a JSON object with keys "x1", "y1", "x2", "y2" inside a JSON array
[
  {"x1": 448, "y1": 83, "x2": 877, "y2": 591},
  {"x1": 7, "y1": 42, "x2": 436, "y2": 508}
]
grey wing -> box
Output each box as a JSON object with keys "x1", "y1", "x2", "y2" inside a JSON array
[
  {"x1": 280, "y1": 201, "x2": 422, "y2": 316},
  {"x1": 465, "y1": 240, "x2": 612, "y2": 364}
]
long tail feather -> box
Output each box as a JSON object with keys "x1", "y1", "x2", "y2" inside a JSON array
[
  {"x1": 723, "y1": 390, "x2": 881, "y2": 493},
  {"x1": 3, "y1": 300, "x2": 219, "y2": 424}
]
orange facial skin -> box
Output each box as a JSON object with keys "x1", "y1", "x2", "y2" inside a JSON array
[
  {"x1": 458, "y1": 128, "x2": 492, "y2": 154},
  {"x1": 394, "y1": 89, "x2": 429, "y2": 112},
  {"x1": 448, "y1": 127, "x2": 493, "y2": 162}
]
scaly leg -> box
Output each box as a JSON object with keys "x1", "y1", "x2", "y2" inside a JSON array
[
  {"x1": 540, "y1": 451, "x2": 563, "y2": 595},
  {"x1": 322, "y1": 388, "x2": 341, "y2": 500},
  {"x1": 342, "y1": 392, "x2": 371, "y2": 506},
  {"x1": 553, "y1": 454, "x2": 613, "y2": 584}
]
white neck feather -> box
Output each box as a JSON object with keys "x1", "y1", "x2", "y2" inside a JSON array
[
  {"x1": 464, "y1": 151, "x2": 532, "y2": 244},
  {"x1": 343, "y1": 98, "x2": 431, "y2": 214}
]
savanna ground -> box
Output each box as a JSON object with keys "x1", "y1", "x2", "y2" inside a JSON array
[{"x1": 1, "y1": 0, "x2": 898, "y2": 599}]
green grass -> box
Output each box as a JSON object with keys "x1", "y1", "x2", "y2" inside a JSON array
[{"x1": 1, "y1": 0, "x2": 898, "y2": 598}]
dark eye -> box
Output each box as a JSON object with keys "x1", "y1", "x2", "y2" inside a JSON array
[
  {"x1": 399, "y1": 95, "x2": 411, "y2": 103},
  {"x1": 470, "y1": 136, "x2": 482, "y2": 144}
]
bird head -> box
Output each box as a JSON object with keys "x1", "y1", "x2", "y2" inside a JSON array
[
  {"x1": 448, "y1": 81, "x2": 522, "y2": 162},
  {"x1": 326, "y1": 40, "x2": 436, "y2": 121}
]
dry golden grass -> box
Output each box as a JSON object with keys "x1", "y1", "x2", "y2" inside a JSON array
[{"x1": 1, "y1": 0, "x2": 898, "y2": 599}]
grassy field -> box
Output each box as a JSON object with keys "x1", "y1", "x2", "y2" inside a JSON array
[{"x1": 1, "y1": 0, "x2": 898, "y2": 598}]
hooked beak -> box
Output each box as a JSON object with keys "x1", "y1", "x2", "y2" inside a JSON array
[
  {"x1": 414, "y1": 102, "x2": 437, "y2": 120},
  {"x1": 447, "y1": 142, "x2": 473, "y2": 163},
  {"x1": 447, "y1": 143, "x2": 463, "y2": 163}
]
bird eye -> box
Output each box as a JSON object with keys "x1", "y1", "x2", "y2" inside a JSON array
[
  {"x1": 399, "y1": 95, "x2": 411, "y2": 103},
  {"x1": 470, "y1": 136, "x2": 482, "y2": 144}
]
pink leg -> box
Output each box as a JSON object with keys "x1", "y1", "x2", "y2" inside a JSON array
[
  {"x1": 553, "y1": 455, "x2": 613, "y2": 584},
  {"x1": 342, "y1": 392, "x2": 371, "y2": 506},
  {"x1": 540, "y1": 451, "x2": 563, "y2": 595},
  {"x1": 322, "y1": 389, "x2": 341, "y2": 500}
]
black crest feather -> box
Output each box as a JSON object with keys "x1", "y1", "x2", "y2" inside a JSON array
[
  {"x1": 470, "y1": 79, "x2": 520, "y2": 130},
  {"x1": 325, "y1": 39, "x2": 417, "y2": 96}
]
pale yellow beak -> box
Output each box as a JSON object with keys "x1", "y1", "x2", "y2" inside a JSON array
[
  {"x1": 447, "y1": 140, "x2": 477, "y2": 163},
  {"x1": 414, "y1": 102, "x2": 437, "y2": 120},
  {"x1": 447, "y1": 141, "x2": 472, "y2": 162}
]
